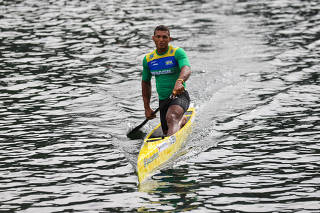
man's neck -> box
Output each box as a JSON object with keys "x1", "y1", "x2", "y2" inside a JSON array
[{"x1": 157, "y1": 46, "x2": 169, "y2": 55}]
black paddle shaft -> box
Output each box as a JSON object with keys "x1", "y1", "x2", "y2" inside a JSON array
[
  {"x1": 127, "y1": 95, "x2": 174, "y2": 138},
  {"x1": 128, "y1": 107, "x2": 160, "y2": 134}
]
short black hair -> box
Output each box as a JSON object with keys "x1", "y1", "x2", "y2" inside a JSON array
[{"x1": 154, "y1": 25, "x2": 170, "y2": 36}]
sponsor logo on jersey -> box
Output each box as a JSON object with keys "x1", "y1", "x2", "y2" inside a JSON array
[
  {"x1": 150, "y1": 61, "x2": 158, "y2": 66},
  {"x1": 165, "y1": 60, "x2": 173, "y2": 65},
  {"x1": 151, "y1": 69, "x2": 173, "y2": 75}
]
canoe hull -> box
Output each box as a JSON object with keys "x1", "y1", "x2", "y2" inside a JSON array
[{"x1": 137, "y1": 107, "x2": 195, "y2": 183}]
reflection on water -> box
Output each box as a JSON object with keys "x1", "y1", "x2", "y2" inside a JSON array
[{"x1": 0, "y1": 0, "x2": 319, "y2": 212}]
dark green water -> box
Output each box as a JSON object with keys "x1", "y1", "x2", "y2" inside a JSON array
[{"x1": 0, "y1": 0, "x2": 319, "y2": 212}]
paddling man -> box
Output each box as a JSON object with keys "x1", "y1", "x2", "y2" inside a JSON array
[{"x1": 141, "y1": 25, "x2": 191, "y2": 136}]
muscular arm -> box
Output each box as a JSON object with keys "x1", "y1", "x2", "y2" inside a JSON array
[
  {"x1": 142, "y1": 80, "x2": 155, "y2": 119},
  {"x1": 173, "y1": 65, "x2": 191, "y2": 95},
  {"x1": 178, "y1": 65, "x2": 191, "y2": 82},
  {"x1": 172, "y1": 47, "x2": 191, "y2": 95}
]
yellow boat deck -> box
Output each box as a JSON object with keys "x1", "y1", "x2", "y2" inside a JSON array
[{"x1": 137, "y1": 107, "x2": 195, "y2": 183}]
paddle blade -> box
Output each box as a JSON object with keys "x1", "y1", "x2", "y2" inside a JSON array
[
  {"x1": 126, "y1": 106, "x2": 161, "y2": 139},
  {"x1": 127, "y1": 129, "x2": 146, "y2": 140},
  {"x1": 126, "y1": 121, "x2": 148, "y2": 139}
]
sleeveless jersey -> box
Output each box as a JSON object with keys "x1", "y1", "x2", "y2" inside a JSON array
[{"x1": 142, "y1": 45, "x2": 190, "y2": 100}]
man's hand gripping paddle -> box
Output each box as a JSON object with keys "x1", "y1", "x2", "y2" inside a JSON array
[{"x1": 127, "y1": 95, "x2": 174, "y2": 139}]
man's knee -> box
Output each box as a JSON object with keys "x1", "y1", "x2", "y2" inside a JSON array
[
  {"x1": 166, "y1": 106, "x2": 184, "y2": 124},
  {"x1": 166, "y1": 112, "x2": 180, "y2": 124}
]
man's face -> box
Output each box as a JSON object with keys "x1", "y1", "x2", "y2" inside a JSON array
[{"x1": 152, "y1": 30, "x2": 172, "y2": 50}]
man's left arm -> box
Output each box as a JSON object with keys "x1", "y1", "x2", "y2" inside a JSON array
[
  {"x1": 173, "y1": 48, "x2": 191, "y2": 95},
  {"x1": 178, "y1": 65, "x2": 191, "y2": 82}
]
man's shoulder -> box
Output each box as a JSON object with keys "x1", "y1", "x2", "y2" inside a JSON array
[
  {"x1": 169, "y1": 46, "x2": 181, "y2": 56},
  {"x1": 145, "y1": 46, "x2": 185, "y2": 62},
  {"x1": 174, "y1": 46, "x2": 186, "y2": 54},
  {"x1": 174, "y1": 47, "x2": 188, "y2": 59},
  {"x1": 145, "y1": 49, "x2": 157, "y2": 62}
]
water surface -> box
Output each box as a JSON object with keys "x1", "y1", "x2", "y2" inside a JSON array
[{"x1": 0, "y1": 0, "x2": 319, "y2": 212}]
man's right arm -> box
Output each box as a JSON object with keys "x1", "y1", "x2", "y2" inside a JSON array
[
  {"x1": 142, "y1": 56, "x2": 155, "y2": 119},
  {"x1": 142, "y1": 80, "x2": 155, "y2": 119}
]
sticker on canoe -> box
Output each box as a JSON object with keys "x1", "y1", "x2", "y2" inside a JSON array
[
  {"x1": 157, "y1": 141, "x2": 169, "y2": 152},
  {"x1": 144, "y1": 152, "x2": 159, "y2": 168},
  {"x1": 169, "y1": 135, "x2": 176, "y2": 144}
]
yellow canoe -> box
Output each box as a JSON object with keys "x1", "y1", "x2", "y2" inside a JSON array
[{"x1": 137, "y1": 107, "x2": 196, "y2": 183}]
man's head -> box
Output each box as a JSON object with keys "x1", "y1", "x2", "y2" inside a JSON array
[
  {"x1": 152, "y1": 25, "x2": 172, "y2": 53},
  {"x1": 153, "y1": 25, "x2": 170, "y2": 37}
]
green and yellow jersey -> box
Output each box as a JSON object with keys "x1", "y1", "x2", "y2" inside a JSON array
[{"x1": 142, "y1": 45, "x2": 190, "y2": 100}]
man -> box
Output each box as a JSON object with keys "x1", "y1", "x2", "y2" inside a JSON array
[{"x1": 141, "y1": 25, "x2": 191, "y2": 136}]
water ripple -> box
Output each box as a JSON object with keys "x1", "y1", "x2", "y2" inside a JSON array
[{"x1": 0, "y1": 0, "x2": 319, "y2": 212}]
